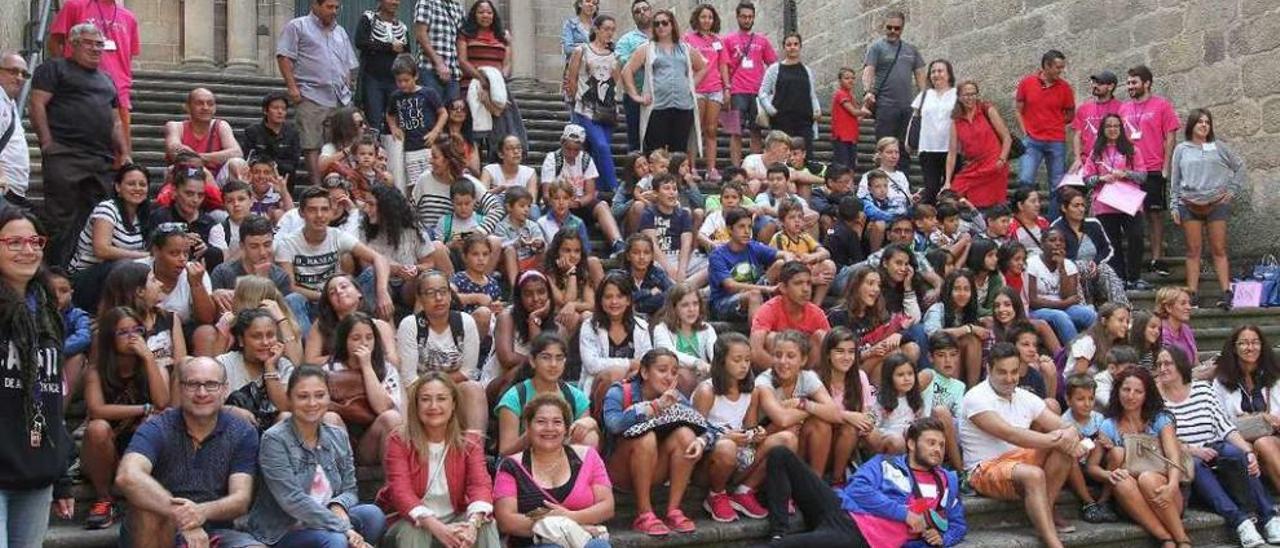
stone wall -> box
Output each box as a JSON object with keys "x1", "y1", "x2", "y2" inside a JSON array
[{"x1": 801, "y1": 0, "x2": 1280, "y2": 256}]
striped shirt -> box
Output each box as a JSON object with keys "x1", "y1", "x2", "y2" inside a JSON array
[
  {"x1": 1162, "y1": 381, "x2": 1237, "y2": 448},
  {"x1": 69, "y1": 199, "x2": 145, "y2": 273},
  {"x1": 411, "y1": 172, "x2": 501, "y2": 236}
]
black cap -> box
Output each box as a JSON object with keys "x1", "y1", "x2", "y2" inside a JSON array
[{"x1": 1090, "y1": 71, "x2": 1118, "y2": 85}]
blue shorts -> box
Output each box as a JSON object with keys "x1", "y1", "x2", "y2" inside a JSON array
[{"x1": 712, "y1": 293, "x2": 750, "y2": 322}]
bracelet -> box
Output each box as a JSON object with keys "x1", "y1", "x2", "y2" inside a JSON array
[
  {"x1": 276, "y1": 318, "x2": 288, "y2": 324},
  {"x1": 263, "y1": 372, "x2": 281, "y2": 381},
  {"x1": 141, "y1": 403, "x2": 152, "y2": 415}
]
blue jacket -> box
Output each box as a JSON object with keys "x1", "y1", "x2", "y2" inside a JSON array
[
  {"x1": 62, "y1": 307, "x2": 92, "y2": 356},
  {"x1": 840, "y1": 454, "x2": 967, "y2": 548}
]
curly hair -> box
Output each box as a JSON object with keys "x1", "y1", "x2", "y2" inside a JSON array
[
  {"x1": 1104, "y1": 365, "x2": 1166, "y2": 425},
  {"x1": 459, "y1": 0, "x2": 508, "y2": 43}
]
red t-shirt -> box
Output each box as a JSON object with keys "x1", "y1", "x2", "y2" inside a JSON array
[
  {"x1": 751, "y1": 295, "x2": 831, "y2": 334},
  {"x1": 1015, "y1": 72, "x2": 1075, "y2": 142},
  {"x1": 831, "y1": 88, "x2": 861, "y2": 142}
]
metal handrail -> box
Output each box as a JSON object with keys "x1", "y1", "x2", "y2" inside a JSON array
[{"x1": 18, "y1": 0, "x2": 58, "y2": 113}]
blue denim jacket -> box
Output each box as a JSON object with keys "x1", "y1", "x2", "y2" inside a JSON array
[{"x1": 246, "y1": 419, "x2": 361, "y2": 544}]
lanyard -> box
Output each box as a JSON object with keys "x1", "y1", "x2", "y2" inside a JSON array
[{"x1": 93, "y1": 0, "x2": 120, "y2": 39}]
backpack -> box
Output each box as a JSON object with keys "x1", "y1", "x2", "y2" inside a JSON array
[
  {"x1": 515, "y1": 380, "x2": 582, "y2": 419},
  {"x1": 439, "y1": 212, "x2": 486, "y2": 242},
  {"x1": 553, "y1": 149, "x2": 592, "y2": 181},
  {"x1": 415, "y1": 310, "x2": 471, "y2": 373}
]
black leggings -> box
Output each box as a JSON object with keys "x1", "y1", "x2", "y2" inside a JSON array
[
  {"x1": 763, "y1": 446, "x2": 868, "y2": 547},
  {"x1": 1097, "y1": 212, "x2": 1145, "y2": 282},
  {"x1": 918, "y1": 151, "x2": 948, "y2": 204},
  {"x1": 644, "y1": 108, "x2": 695, "y2": 153}
]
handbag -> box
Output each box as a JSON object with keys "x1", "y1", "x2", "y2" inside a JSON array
[
  {"x1": 1235, "y1": 413, "x2": 1275, "y2": 442},
  {"x1": 226, "y1": 379, "x2": 280, "y2": 431},
  {"x1": 905, "y1": 93, "x2": 924, "y2": 153},
  {"x1": 622, "y1": 403, "x2": 712, "y2": 439},
  {"x1": 1232, "y1": 280, "x2": 1265, "y2": 309},
  {"x1": 327, "y1": 367, "x2": 377, "y2": 426},
  {"x1": 982, "y1": 107, "x2": 1025, "y2": 160},
  {"x1": 1122, "y1": 432, "x2": 1194, "y2": 484}
]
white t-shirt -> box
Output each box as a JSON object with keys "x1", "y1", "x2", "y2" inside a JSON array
[
  {"x1": 135, "y1": 257, "x2": 213, "y2": 324},
  {"x1": 960, "y1": 380, "x2": 1047, "y2": 471},
  {"x1": 275, "y1": 228, "x2": 360, "y2": 292},
  {"x1": 208, "y1": 219, "x2": 242, "y2": 257},
  {"x1": 698, "y1": 209, "x2": 729, "y2": 244},
  {"x1": 754, "y1": 369, "x2": 823, "y2": 400},
  {"x1": 396, "y1": 312, "x2": 481, "y2": 386},
  {"x1": 540, "y1": 150, "x2": 598, "y2": 199},
  {"x1": 911, "y1": 87, "x2": 958, "y2": 152},
  {"x1": 1069, "y1": 335, "x2": 1097, "y2": 371},
  {"x1": 366, "y1": 228, "x2": 433, "y2": 268},
  {"x1": 1026, "y1": 254, "x2": 1079, "y2": 301},
  {"x1": 875, "y1": 396, "x2": 919, "y2": 437},
  {"x1": 742, "y1": 153, "x2": 768, "y2": 180},
  {"x1": 0, "y1": 94, "x2": 29, "y2": 198},
  {"x1": 215, "y1": 351, "x2": 296, "y2": 393},
  {"x1": 482, "y1": 163, "x2": 536, "y2": 193},
  {"x1": 276, "y1": 208, "x2": 363, "y2": 239}
]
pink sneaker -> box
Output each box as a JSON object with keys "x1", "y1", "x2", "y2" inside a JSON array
[
  {"x1": 704, "y1": 492, "x2": 739, "y2": 523},
  {"x1": 729, "y1": 489, "x2": 769, "y2": 519}
]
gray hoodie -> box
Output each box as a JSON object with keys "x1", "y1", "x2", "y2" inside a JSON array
[{"x1": 1169, "y1": 140, "x2": 1246, "y2": 208}]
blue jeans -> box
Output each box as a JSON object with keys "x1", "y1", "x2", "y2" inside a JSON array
[
  {"x1": 1190, "y1": 442, "x2": 1275, "y2": 528},
  {"x1": 1031, "y1": 305, "x2": 1097, "y2": 345},
  {"x1": 0, "y1": 486, "x2": 52, "y2": 548},
  {"x1": 284, "y1": 292, "x2": 313, "y2": 339},
  {"x1": 571, "y1": 113, "x2": 618, "y2": 193},
  {"x1": 273, "y1": 504, "x2": 386, "y2": 547},
  {"x1": 624, "y1": 94, "x2": 643, "y2": 152},
  {"x1": 1019, "y1": 137, "x2": 1067, "y2": 221},
  {"x1": 360, "y1": 72, "x2": 397, "y2": 133},
  {"x1": 904, "y1": 322, "x2": 932, "y2": 370},
  {"x1": 419, "y1": 69, "x2": 461, "y2": 104}
]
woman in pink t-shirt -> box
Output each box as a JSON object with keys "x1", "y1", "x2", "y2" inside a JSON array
[
  {"x1": 683, "y1": 5, "x2": 731, "y2": 181},
  {"x1": 1082, "y1": 113, "x2": 1148, "y2": 290},
  {"x1": 494, "y1": 393, "x2": 614, "y2": 547}
]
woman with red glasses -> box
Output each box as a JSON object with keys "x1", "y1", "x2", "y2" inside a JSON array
[{"x1": 0, "y1": 207, "x2": 76, "y2": 544}]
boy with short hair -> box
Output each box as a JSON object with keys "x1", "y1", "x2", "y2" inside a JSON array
[
  {"x1": 742, "y1": 130, "x2": 792, "y2": 196},
  {"x1": 434, "y1": 179, "x2": 487, "y2": 252},
  {"x1": 755, "y1": 163, "x2": 816, "y2": 243},
  {"x1": 980, "y1": 204, "x2": 1014, "y2": 241},
  {"x1": 541, "y1": 124, "x2": 626, "y2": 256},
  {"x1": 811, "y1": 163, "x2": 855, "y2": 235},
  {"x1": 387, "y1": 53, "x2": 447, "y2": 187},
  {"x1": 246, "y1": 155, "x2": 293, "y2": 223},
  {"x1": 937, "y1": 189, "x2": 987, "y2": 236},
  {"x1": 538, "y1": 181, "x2": 593, "y2": 255},
  {"x1": 861, "y1": 169, "x2": 903, "y2": 250},
  {"x1": 641, "y1": 174, "x2": 708, "y2": 289},
  {"x1": 911, "y1": 203, "x2": 938, "y2": 253},
  {"x1": 1009, "y1": 322, "x2": 1060, "y2": 412},
  {"x1": 698, "y1": 180, "x2": 747, "y2": 252},
  {"x1": 930, "y1": 202, "x2": 973, "y2": 267},
  {"x1": 918, "y1": 331, "x2": 968, "y2": 473},
  {"x1": 769, "y1": 199, "x2": 835, "y2": 304},
  {"x1": 494, "y1": 187, "x2": 548, "y2": 286},
  {"x1": 827, "y1": 195, "x2": 867, "y2": 297},
  {"x1": 1061, "y1": 373, "x2": 1120, "y2": 524},
  {"x1": 787, "y1": 135, "x2": 825, "y2": 186},
  {"x1": 708, "y1": 207, "x2": 791, "y2": 322},
  {"x1": 209, "y1": 180, "x2": 253, "y2": 263},
  {"x1": 48, "y1": 267, "x2": 91, "y2": 394}
]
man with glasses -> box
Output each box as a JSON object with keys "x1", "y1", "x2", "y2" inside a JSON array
[
  {"x1": 29, "y1": 22, "x2": 131, "y2": 267},
  {"x1": 115, "y1": 357, "x2": 263, "y2": 548},
  {"x1": 615, "y1": 0, "x2": 652, "y2": 152},
  {"x1": 722, "y1": 1, "x2": 778, "y2": 166},
  {"x1": 277, "y1": 0, "x2": 359, "y2": 186},
  {"x1": 49, "y1": 0, "x2": 141, "y2": 145},
  {"x1": 861, "y1": 10, "x2": 925, "y2": 172},
  {"x1": 0, "y1": 52, "x2": 30, "y2": 209}
]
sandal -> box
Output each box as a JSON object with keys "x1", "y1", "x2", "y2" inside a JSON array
[
  {"x1": 665, "y1": 509, "x2": 697, "y2": 534},
  {"x1": 632, "y1": 511, "x2": 670, "y2": 537}
]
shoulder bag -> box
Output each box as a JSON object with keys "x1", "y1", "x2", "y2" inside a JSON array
[
  {"x1": 327, "y1": 365, "x2": 377, "y2": 426},
  {"x1": 983, "y1": 104, "x2": 1025, "y2": 159},
  {"x1": 905, "y1": 91, "x2": 925, "y2": 153},
  {"x1": 1122, "y1": 432, "x2": 1194, "y2": 484}
]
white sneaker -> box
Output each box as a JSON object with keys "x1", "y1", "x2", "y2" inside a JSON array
[
  {"x1": 1263, "y1": 516, "x2": 1280, "y2": 545},
  {"x1": 1239, "y1": 519, "x2": 1266, "y2": 548}
]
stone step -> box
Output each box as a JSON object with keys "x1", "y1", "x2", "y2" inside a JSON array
[
  {"x1": 43, "y1": 522, "x2": 117, "y2": 548},
  {"x1": 961, "y1": 509, "x2": 1230, "y2": 548}
]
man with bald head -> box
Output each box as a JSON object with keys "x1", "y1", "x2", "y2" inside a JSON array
[
  {"x1": 115, "y1": 357, "x2": 262, "y2": 548},
  {"x1": 29, "y1": 22, "x2": 130, "y2": 266},
  {"x1": 164, "y1": 87, "x2": 244, "y2": 179},
  {"x1": 0, "y1": 52, "x2": 30, "y2": 209}
]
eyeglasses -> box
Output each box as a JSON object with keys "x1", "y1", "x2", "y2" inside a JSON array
[
  {"x1": 115, "y1": 326, "x2": 146, "y2": 338},
  {"x1": 1237, "y1": 340, "x2": 1263, "y2": 348},
  {"x1": 536, "y1": 353, "x2": 568, "y2": 363},
  {"x1": 654, "y1": 19, "x2": 672, "y2": 27},
  {"x1": 0, "y1": 67, "x2": 30, "y2": 79},
  {"x1": 449, "y1": 103, "x2": 467, "y2": 112},
  {"x1": 0, "y1": 236, "x2": 47, "y2": 252},
  {"x1": 76, "y1": 39, "x2": 106, "y2": 50},
  {"x1": 180, "y1": 380, "x2": 226, "y2": 393},
  {"x1": 420, "y1": 287, "x2": 451, "y2": 300}
]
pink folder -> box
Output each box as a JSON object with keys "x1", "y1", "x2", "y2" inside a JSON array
[{"x1": 1096, "y1": 182, "x2": 1147, "y2": 216}]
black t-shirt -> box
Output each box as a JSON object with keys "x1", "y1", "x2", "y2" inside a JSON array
[
  {"x1": 825, "y1": 222, "x2": 867, "y2": 269},
  {"x1": 239, "y1": 122, "x2": 302, "y2": 176},
  {"x1": 149, "y1": 206, "x2": 219, "y2": 244},
  {"x1": 30, "y1": 58, "x2": 118, "y2": 155},
  {"x1": 774, "y1": 63, "x2": 813, "y2": 120}
]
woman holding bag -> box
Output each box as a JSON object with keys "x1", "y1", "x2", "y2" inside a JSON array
[
  {"x1": 1156, "y1": 346, "x2": 1280, "y2": 547},
  {"x1": 1082, "y1": 113, "x2": 1149, "y2": 291},
  {"x1": 621, "y1": 9, "x2": 706, "y2": 155},
  {"x1": 1211, "y1": 326, "x2": 1280, "y2": 494},
  {"x1": 327, "y1": 312, "x2": 403, "y2": 466},
  {"x1": 566, "y1": 14, "x2": 622, "y2": 194},
  {"x1": 756, "y1": 33, "x2": 820, "y2": 158},
  {"x1": 494, "y1": 393, "x2": 615, "y2": 547},
  {"x1": 944, "y1": 80, "x2": 1012, "y2": 209},
  {"x1": 1170, "y1": 109, "x2": 1246, "y2": 310},
  {"x1": 910, "y1": 59, "x2": 957, "y2": 204}
]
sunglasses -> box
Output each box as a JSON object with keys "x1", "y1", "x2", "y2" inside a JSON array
[
  {"x1": 654, "y1": 19, "x2": 672, "y2": 27},
  {"x1": 885, "y1": 25, "x2": 902, "y2": 31}
]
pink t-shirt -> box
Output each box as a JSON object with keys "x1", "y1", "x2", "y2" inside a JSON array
[
  {"x1": 51, "y1": 0, "x2": 140, "y2": 108},
  {"x1": 751, "y1": 295, "x2": 831, "y2": 335},
  {"x1": 723, "y1": 31, "x2": 778, "y2": 95},
  {"x1": 1118, "y1": 96, "x2": 1181, "y2": 171},
  {"x1": 1071, "y1": 99, "x2": 1123, "y2": 159},
  {"x1": 683, "y1": 32, "x2": 728, "y2": 94},
  {"x1": 1081, "y1": 144, "x2": 1145, "y2": 216},
  {"x1": 493, "y1": 446, "x2": 612, "y2": 512},
  {"x1": 829, "y1": 369, "x2": 876, "y2": 413}
]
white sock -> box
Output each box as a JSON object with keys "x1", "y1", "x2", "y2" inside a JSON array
[{"x1": 733, "y1": 484, "x2": 753, "y2": 495}]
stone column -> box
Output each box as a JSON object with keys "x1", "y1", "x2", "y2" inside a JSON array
[
  {"x1": 509, "y1": 0, "x2": 535, "y2": 79},
  {"x1": 182, "y1": 0, "x2": 217, "y2": 69},
  {"x1": 224, "y1": 0, "x2": 258, "y2": 72}
]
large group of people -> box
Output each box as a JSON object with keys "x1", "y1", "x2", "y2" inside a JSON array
[{"x1": 0, "y1": 0, "x2": 1263, "y2": 547}]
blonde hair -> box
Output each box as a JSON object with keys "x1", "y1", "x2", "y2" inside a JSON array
[
  {"x1": 1154, "y1": 286, "x2": 1193, "y2": 319},
  {"x1": 233, "y1": 276, "x2": 299, "y2": 329},
  {"x1": 873, "y1": 137, "x2": 900, "y2": 165},
  {"x1": 402, "y1": 372, "x2": 465, "y2": 456},
  {"x1": 764, "y1": 130, "x2": 791, "y2": 149}
]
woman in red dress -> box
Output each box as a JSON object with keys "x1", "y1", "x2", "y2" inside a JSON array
[{"x1": 944, "y1": 80, "x2": 1012, "y2": 209}]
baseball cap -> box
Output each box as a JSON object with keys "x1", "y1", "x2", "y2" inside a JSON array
[
  {"x1": 561, "y1": 124, "x2": 587, "y2": 143},
  {"x1": 1090, "y1": 71, "x2": 1118, "y2": 85}
]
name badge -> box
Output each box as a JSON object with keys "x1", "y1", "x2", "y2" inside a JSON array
[
  {"x1": 712, "y1": 41, "x2": 723, "y2": 51},
  {"x1": 1203, "y1": 142, "x2": 1217, "y2": 152},
  {"x1": 1129, "y1": 131, "x2": 1142, "y2": 141},
  {"x1": 103, "y1": 39, "x2": 118, "y2": 52},
  {"x1": 742, "y1": 58, "x2": 754, "y2": 69}
]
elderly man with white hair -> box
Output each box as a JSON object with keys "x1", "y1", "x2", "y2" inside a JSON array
[{"x1": 28, "y1": 22, "x2": 131, "y2": 267}]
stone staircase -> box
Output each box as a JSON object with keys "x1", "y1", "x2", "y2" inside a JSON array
[{"x1": 26, "y1": 69, "x2": 1280, "y2": 547}]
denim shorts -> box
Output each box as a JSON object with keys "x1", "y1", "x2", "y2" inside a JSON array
[
  {"x1": 1177, "y1": 199, "x2": 1231, "y2": 222},
  {"x1": 698, "y1": 90, "x2": 725, "y2": 104},
  {"x1": 712, "y1": 292, "x2": 750, "y2": 321}
]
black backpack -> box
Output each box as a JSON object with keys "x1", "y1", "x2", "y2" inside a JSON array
[{"x1": 414, "y1": 310, "x2": 471, "y2": 372}]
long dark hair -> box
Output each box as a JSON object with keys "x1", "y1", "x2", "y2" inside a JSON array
[
  {"x1": 431, "y1": 135, "x2": 469, "y2": 182},
  {"x1": 878, "y1": 244, "x2": 927, "y2": 311},
  {"x1": 965, "y1": 237, "x2": 999, "y2": 276},
  {"x1": 591, "y1": 271, "x2": 636, "y2": 332},
  {"x1": 511, "y1": 271, "x2": 555, "y2": 344},
  {"x1": 316, "y1": 275, "x2": 371, "y2": 354},
  {"x1": 331, "y1": 311, "x2": 388, "y2": 382},
  {"x1": 0, "y1": 207, "x2": 65, "y2": 433},
  {"x1": 1104, "y1": 365, "x2": 1166, "y2": 424},
  {"x1": 1090, "y1": 113, "x2": 1135, "y2": 164},
  {"x1": 840, "y1": 265, "x2": 887, "y2": 325},
  {"x1": 361, "y1": 184, "x2": 420, "y2": 253},
  {"x1": 113, "y1": 163, "x2": 152, "y2": 236},
  {"x1": 98, "y1": 261, "x2": 155, "y2": 319},
  {"x1": 941, "y1": 269, "x2": 979, "y2": 328},
  {"x1": 709, "y1": 332, "x2": 753, "y2": 396},
  {"x1": 545, "y1": 227, "x2": 588, "y2": 286},
  {"x1": 877, "y1": 353, "x2": 922, "y2": 414},
  {"x1": 817, "y1": 327, "x2": 865, "y2": 413},
  {"x1": 459, "y1": 0, "x2": 509, "y2": 43},
  {"x1": 1215, "y1": 326, "x2": 1280, "y2": 393},
  {"x1": 230, "y1": 307, "x2": 277, "y2": 354},
  {"x1": 324, "y1": 106, "x2": 365, "y2": 150},
  {"x1": 1079, "y1": 302, "x2": 1129, "y2": 372},
  {"x1": 93, "y1": 306, "x2": 147, "y2": 395}
]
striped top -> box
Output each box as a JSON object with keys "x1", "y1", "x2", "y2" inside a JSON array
[
  {"x1": 411, "y1": 171, "x2": 501, "y2": 236},
  {"x1": 69, "y1": 199, "x2": 146, "y2": 274},
  {"x1": 1162, "y1": 380, "x2": 1237, "y2": 448},
  {"x1": 459, "y1": 29, "x2": 507, "y2": 90}
]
